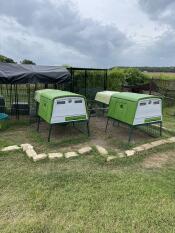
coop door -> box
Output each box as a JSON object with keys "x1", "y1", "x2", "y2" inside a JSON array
[
  {"x1": 134, "y1": 98, "x2": 162, "y2": 125},
  {"x1": 115, "y1": 101, "x2": 127, "y2": 121},
  {"x1": 53, "y1": 98, "x2": 86, "y2": 116}
]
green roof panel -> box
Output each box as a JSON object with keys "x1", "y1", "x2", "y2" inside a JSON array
[
  {"x1": 111, "y1": 92, "x2": 159, "y2": 102},
  {"x1": 40, "y1": 90, "x2": 82, "y2": 100}
]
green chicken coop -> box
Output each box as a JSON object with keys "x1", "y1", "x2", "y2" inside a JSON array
[
  {"x1": 106, "y1": 92, "x2": 163, "y2": 142},
  {"x1": 36, "y1": 89, "x2": 89, "y2": 141}
]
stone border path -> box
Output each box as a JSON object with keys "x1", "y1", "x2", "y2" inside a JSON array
[
  {"x1": 1, "y1": 137, "x2": 175, "y2": 162},
  {"x1": 0, "y1": 144, "x2": 93, "y2": 162},
  {"x1": 124, "y1": 137, "x2": 175, "y2": 158}
]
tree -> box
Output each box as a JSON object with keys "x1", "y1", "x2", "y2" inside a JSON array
[
  {"x1": 20, "y1": 59, "x2": 36, "y2": 65},
  {"x1": 0, "y1": 54, "x2": 16, "y2": 63}
]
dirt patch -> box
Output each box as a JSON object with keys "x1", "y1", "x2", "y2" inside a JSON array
[
  {"x1": 89, "y1": 117, "x2": 151, "y2": 146},
  {"x1": 33, "y1": 117, "x2": 152, "y2": 149},
  {"x1": 1, "y1": 116, "x2": 158, "y2": 154},
  {"x1": 143, "y1": 151, "x2": 175, "y2": 168}
]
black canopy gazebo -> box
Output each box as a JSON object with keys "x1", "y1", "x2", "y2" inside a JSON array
[{"x1": 0, "y1": 62, "x2": 71, "y2": 118}]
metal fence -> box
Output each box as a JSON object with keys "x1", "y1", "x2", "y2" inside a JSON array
[
  {"x1": 1, "y1": 67, "x2": 175, "y2": 119},
  {"x1": 0, "y1": 82, "x2": 71, "y2": 119},
  {"x1": 0, "y1": 67, "x2": 108, "y2": 118},
  {"x1": 144, "y1": 77, "x2": 175, "y2": 106},
  {"x1": 69, "y1": 67, "x2": 107, "y2": 99}
]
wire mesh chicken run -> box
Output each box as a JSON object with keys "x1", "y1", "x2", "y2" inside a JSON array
[
  {"x1": 0, "y1": 83, "x2": 70, "y2": 119},
  {"x1": 0, "y1": 65, "x2": 108, "y2": 120}
]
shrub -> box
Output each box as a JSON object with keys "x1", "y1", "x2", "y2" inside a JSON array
[
  {"x1": 107, "y1": 68, "x2": 125, "y2": 91},
  {"x1": 124, "y1": 68, "x2": 145, "y2": 85}
]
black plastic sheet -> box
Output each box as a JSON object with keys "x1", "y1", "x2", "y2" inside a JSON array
[{"x1": 0, "y1": 63, "x2": 71, "y2": 84}]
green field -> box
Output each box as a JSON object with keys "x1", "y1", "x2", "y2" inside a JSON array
[
  {"x1": 145, "y1": 72, "x2": 175, "y2": 80},
  {"x1": 0, "y1": 116, "x2": 175, "y2": 233}
]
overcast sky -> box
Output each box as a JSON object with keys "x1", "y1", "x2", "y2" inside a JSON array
[{"x1": 0, "y1": 0, "x2": 175, "y2": 67}]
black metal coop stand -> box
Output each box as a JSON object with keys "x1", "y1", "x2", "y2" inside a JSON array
[
  {"x1": 37, "y1": 116, "x2": 90, "y2": 142},
  {"x1": 105, "y1": 117, "x2": 162, "y2": 143}
]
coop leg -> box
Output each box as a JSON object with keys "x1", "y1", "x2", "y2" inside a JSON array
[
  {"x1": 48, "y1": 124, "x2": 52, "y2": 142},
  {"x1": 105, "y1": 118, "x2": 109, "y2": 132},
  {"x1": 36, "y1": 102, "x2": 38, "y2": 116},
  {"x1": 103, "y1": 104, "x2": 105, "y2": 116},
  {"x1": 160, "y1": 122, "x2": 162, "y2": 136},
  {"x1": 37, "y1": 116, "x2": 40, "y2": 132},
  {"x1": 87, "y1": 121, "x2": 90, "y2": 136},
  {"x1": 128, "y1": 126, "x2": 134, "y2": 143}
]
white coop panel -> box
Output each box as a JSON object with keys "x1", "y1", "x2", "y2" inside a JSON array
[
  {"x1": 51, "y1": 97, "x2": 87, "y2": 123},
  {"x1": 133, "y1": 98, "x2": 162, "y2": 125}
]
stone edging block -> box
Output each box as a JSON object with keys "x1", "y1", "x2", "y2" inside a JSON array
[
  {"x1": 78, "y1": 147, "x2": 92, "y2": 155},
  {"x1": 65, "y1": 152, "x2": 79, "y2": 159},
  {"x1": 1, "y1": 145, "x2": 21, "y2": 152},
  {"x1": 95, "y1": 145, "x2": 108, "y2": 156},
  {"x1": 33, "y1": 153, "x2": 48, "y2": 162},
  {"x1": 48, "y1": 153, "x2": 63, "y2": 159}
]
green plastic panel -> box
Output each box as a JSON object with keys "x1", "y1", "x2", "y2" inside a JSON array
[
  {"x1": 111, "y1": 92, "x2": 157, "y2": 102},
  {"x1": 34, "y1": 89, "x2": 53, "y2": 103},
  {"x1": 40, "y1": 90, "x2": 82, "y2": 100},
  {"x1": 108, "y1": 97, "x2": 137, "y2": 125},
  {"x1": 144, "y1": 117, "x2": 161, "y2": 123},
  {"x1": 38, "y1": 96, "x2": 53, "y2": 123},
  {"x1": 65, "y1": 115, "x2": 87, "y2": 121}
]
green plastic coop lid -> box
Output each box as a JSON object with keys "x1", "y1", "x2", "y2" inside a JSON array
[
  {"x1": 111, "y1": 92, "x2": 160, "y2": 102},
  {"x1": 40, "y1": 90, "x2": 84, "y2": 100},
  {"x1": 34, "y1": 89, "x2": 54, "y2": 102}
]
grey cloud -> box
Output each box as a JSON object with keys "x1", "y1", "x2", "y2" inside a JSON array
[
  {"x1": 2, "y1": 0, "x2": 175, "y2": 67},
  {"x1": 0, "y1": 16, "x2": 93, "y2": 67},
  {"x1": 139, "y1": 0, "x2": 175, "y2": 27},
  {"x1": 137, "y1": 0, "x2": 175, "y2": 66},
  {"x1": 139, "y1": 0, "x2": 173, "y2": 15},
  {"x1": 123, "y1": 30, "x2": 175, "y2": 67},
  {"x1": 0, "y1": 0, "x2": 131, "y2": 66},
  {"x1": 145, "y1": 31, "x2": 175, "y2": 65}
]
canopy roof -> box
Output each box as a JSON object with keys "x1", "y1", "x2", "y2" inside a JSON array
[{"x1": 0, "y1": 63, "x2": 71, "y2": 84}]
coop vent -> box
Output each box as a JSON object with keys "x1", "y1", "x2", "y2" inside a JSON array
[
  {"x1": 140, "y1": 102, "x2": 146, "y2": 106},
  {"x1": 57, "y1": 101, "x2": 65, "y2": 104},
  {"x1": 75, "y1": 100, "x2": 83, "y2": 103}
]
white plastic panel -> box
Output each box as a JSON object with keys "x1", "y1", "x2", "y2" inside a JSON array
[
  {"x1": 51, "y1": 97, "x2": 87, "y2": 123},
  {"x1": 95, "y1": 91, "x2": 119, "y2": 105},
  {"x1": 133, "y1": 98, "x2": 162, "y2": 125}
]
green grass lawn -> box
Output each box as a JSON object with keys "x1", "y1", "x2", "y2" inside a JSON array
[{"x1": 0, "y1": 123, "x2": 175, "y2": 233}]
